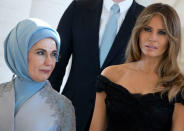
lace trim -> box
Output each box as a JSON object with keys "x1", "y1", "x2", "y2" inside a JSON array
[
  {"x1": 39, "y1": 82, "x2": 75, "y2": 130},
  {"x1": 0, "y1": 81, "x2": 13, "y2": 97}
]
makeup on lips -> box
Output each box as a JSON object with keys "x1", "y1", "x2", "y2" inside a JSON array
[{"x1": 145, "y1": 44, "x2": 158, "y2": 50}]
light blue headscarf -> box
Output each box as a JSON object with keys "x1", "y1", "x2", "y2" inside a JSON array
[{"x1": 4, "y1": 18, "x2": 61, "y2": 115}]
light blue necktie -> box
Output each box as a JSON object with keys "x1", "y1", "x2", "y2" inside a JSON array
[{"x1": 100, "y1": 4, "x2": 120, "y2": 67}]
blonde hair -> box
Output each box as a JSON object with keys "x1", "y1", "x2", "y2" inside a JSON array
[{"x1": 125, "y1": 3, "x2": 184, "y2": 101}]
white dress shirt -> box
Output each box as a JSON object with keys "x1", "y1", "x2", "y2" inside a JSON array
[{"x1": 99, "y1": 0, "x2": 133, "y2": 46}]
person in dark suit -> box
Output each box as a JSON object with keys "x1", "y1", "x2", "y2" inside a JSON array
[{"x1": 49, "y1": 0, "x2": 144, "y2": 130}]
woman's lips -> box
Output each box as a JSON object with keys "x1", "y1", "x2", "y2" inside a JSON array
[
  {"x1": 145, "y1": 45, "x2": 158, "y2": 49},
  {"x1": 40, "y1": 69, "x2": 51, "y2": 74}
]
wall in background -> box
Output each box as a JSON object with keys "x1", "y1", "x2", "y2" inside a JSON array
[{"x1": 0, "y1": 0, "x2": 32, "y2": 82}]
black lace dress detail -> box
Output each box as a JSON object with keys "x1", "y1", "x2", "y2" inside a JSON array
[{"x1": 96, "y1": 75, "x2": 184, "y2": 131}]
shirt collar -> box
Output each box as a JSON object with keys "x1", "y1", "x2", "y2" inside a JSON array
[{"x1": 104, "y1": 0, "x2": 133, "y2": 13}]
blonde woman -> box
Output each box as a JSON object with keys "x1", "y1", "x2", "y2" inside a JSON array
[{"x1": 90, "y1": 3, "x2": 184, "y2": 131}]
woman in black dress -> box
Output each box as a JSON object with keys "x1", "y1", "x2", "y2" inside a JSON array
[{"x1": 90, "y1": 3, "x2": 184, "y2": 131}]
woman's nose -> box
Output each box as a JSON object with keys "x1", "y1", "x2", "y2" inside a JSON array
[
  {"x1": 44, "y1": 56, "x2": 53, "y2": 66},
  {"x1": 149, "y1": 32, "x2": 158, "y2": 42}
]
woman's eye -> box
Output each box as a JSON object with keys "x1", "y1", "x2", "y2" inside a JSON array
[
  {"x1": 51, "y1": 52, "x2": 57, "y2": 58},
  {"x1": 158, "y1": 30, "x2": 166, "y2": 35},
  {"x1": 144, "y1": 27, "x2": 152, "y2": 32},
  {"x1": 36, "y1": 51, "x2": 44, "y2": 55}
]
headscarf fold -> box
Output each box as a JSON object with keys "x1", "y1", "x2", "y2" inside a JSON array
[{"x1": 4, "y1": 18, "x2": 61, "y2": 114}]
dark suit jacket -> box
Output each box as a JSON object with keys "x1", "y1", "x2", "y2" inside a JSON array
[{"x1": 49, "y1": 0, "x2": 144, "y2": 130}]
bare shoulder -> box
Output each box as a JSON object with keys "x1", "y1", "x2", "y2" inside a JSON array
[
  {"x1": 101, "y1": 63, "x2": 132, "y2": 82},
  {"x1": 172, "y1": 103, "x2": 184, "y2": 130}
]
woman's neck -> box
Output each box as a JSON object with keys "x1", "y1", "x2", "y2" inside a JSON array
[{"x1": 135, "y1": 56, "x2": 161, "y2": 74}]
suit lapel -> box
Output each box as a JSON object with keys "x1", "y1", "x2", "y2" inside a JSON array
[
  {"x1": 84, "y1": 0, "x2": 103, "y2": 69},
  {"x1": 101, "y1": 1, "x2": 138, "y2": 69}
]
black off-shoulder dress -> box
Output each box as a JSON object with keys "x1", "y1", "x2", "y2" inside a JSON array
[{"x1": 96, "y1": 75, "x2": 184, "y2": 131}]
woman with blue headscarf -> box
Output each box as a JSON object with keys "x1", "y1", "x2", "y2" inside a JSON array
[{"x1": 0, "y1": 18, "x2": 75, "y2": 131}]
